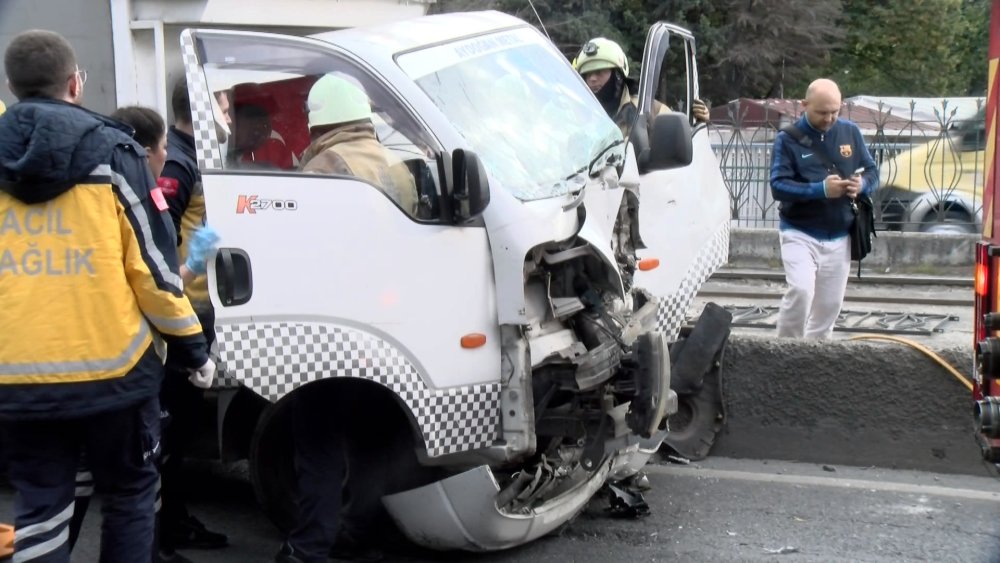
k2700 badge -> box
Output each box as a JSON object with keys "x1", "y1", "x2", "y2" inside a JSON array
[{"x1": 236, "y1": 195, "x2": 298, "y2": 214}]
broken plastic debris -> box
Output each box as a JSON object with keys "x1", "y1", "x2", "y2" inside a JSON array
[
  {"x1": 765, "y1": 546, "x2": 799, "y2": 555},
  {"x1": 605, "y1": 482, "x2": 650, "y2": 518},
  {"x1": 726, "y1": 531, "x2": 738, "y2": 536}
]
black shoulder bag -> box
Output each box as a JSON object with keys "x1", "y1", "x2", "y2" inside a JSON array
[{"x1": 780, "y1": 125, "x2": 875, "y2": 278}]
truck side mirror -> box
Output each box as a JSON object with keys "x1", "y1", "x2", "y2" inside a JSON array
[
  {"x1": 450, "y1": 149, "x2": 490, "y2": 223},
  {"x1": 643, "y1": 113, "x2": 693, "y2": 171}
]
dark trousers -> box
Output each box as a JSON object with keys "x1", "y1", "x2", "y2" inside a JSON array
[
  {"x1": 287, "y1": 391, "x2": 347, "y2": 563},
  {"x1": 158, "y1": 307, "x2": 214, "y2": 547},
  {"x1": 2, "y1": 397, "x2": 160, "y2": 563}
]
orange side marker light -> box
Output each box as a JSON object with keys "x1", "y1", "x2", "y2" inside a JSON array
[
  {"x1": 461, "y1": 333, "x2": 487, "y2": 349},
  {"x1": 638, "y1": 258, "x2": 660, "y2": 271}
]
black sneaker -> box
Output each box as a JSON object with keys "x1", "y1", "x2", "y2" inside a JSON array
[
  {"x1": 155, "y1": 549, "x2": 194, "y2": 563},
  {"x1": 163, "y1": 515, "x2": 229, "y2": 550}
]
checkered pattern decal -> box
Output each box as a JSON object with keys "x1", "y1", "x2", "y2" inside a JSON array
[
  {"x1": 214, "y1": 322, "x2": 501, "y2": 457},
  {"x1": 655, "y1": 221, "x2": 730, "y2": 341},
  {"x1": 179, "y1": 31, "x2": 224, "y2": 171}
]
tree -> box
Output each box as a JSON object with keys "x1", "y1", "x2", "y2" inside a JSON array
[
  {"x1": 433, "y1": 0, "x2": 988, "y2": 101},
  {"x1": 953, "y1": 0, "x2": 991, "y2": 95},
  {"x1": 826, "y1": 0, "x2": 972, "y2": 97},
  {"x1": 702, "y1": 0, "x2": 844, "y2": 103}
]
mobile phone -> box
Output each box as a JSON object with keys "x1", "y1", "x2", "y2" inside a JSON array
[{"x1": 853, "y1": 167, "x2": 865, "y2": 176}]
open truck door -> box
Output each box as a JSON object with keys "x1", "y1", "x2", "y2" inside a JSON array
[
  {"x1": 629, "y1": 23, "x2": 732, "y2": 460},
  {"x1": 178, "y1": 28, "x2": 502, "y2": 529}
]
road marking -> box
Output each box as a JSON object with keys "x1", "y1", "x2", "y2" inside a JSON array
[{"x1": 646, "y1": 465, "x2": 1000, "y2": 503}]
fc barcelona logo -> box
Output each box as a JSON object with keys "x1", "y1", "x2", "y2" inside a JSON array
[{"x1": 840, "y1": 144, "x2": 853, "y2": 157}]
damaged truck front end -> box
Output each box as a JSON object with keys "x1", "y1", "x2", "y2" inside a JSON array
[{"x1": 191, "y1": 11, "x2": 731, "y2": 553}]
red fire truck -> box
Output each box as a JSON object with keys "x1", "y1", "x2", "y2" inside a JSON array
[{"x1": 973, "y1": 0, "x2": 1000, "y2": 462}]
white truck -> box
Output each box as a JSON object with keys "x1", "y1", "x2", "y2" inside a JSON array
[{"x1": 184, "y1": 10, "x2": 732, "y2": 550}]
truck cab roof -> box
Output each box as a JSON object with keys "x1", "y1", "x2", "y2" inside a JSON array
[{"x1": 311, "y1": 10, "x2": 526, "y2": 60}]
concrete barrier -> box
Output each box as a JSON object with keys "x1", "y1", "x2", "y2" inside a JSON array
[
  {"x1": 729, "y1": 228, "x2": 978, "y2": 276},
  {"x1": 713, "y1": 334, "x2": 993, "y2": 476}
]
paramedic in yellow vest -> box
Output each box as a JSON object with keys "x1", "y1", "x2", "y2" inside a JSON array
[
  {"x1": 0, "y1": 95, "x2": 12, "y2": 563},
  {"x1": 0, "y1": 29, "x2": 213, "y2": 561},
  {"x1": 574, "y1": 37, "x2": 710, "y2": 136},
  {"x1": 300, "y1": 74, "x2": 417, "y2": 215}
]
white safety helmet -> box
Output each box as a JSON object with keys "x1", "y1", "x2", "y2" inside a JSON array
[{"x1": 306, "y1": 74, "x2": 372, "y2": 129}]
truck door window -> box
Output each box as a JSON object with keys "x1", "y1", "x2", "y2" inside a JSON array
[
  {"x1": 652, "y1": 36, "x2": 693, "y2": 120},
  {"x1": 193, "y1": 34, "x2": 442, "y2": 220}
]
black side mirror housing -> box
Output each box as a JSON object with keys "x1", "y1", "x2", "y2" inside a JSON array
[
  {"x1": 440, "y1": 148, "x2": 490, "y2": 223},
  {"x1": 643, "y1": 112, "x2": 693, "y2": 172}
]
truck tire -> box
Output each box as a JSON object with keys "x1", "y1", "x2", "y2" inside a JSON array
[
  {"x1": 249, "y1": 383, "x2": 442, "y2": 545},
  {"x1": 662, "y1": 346, "x2": 726, "y2": 461}
]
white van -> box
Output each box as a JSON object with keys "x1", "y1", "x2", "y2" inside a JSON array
[{"x1": 182, "y1": 10, "x2": 732, "y2": 551}]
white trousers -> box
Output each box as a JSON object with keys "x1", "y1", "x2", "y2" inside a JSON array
[{"x1": 776, "y1": 229, "x2": 851, "y2": 339}]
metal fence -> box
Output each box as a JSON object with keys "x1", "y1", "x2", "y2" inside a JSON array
[{"x1": 710, "y1": 98, "x2": 987, "y2": 232}]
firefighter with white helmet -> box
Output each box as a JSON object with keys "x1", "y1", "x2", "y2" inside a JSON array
[
  {"x1": 300, "y1": 74, "x2": 416, "y2": 215},
  {"x1": 574, "y1": 37, "x2": 709, "y2": 134}
]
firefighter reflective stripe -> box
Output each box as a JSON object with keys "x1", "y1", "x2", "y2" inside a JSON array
[
  {"x1": 0, "y1": 321, "x2": 150, "y2": 383},
  {"x1": 16, "y1": 504, "x2": 72, "y2": 541},
  {"x1": 145, "y1": 312, "x2": 200, "y2": 332},
  {"x1": 97, "y1": 164, "x2": 182, "y2": 291},
  {"x1": 75, "y1": 470, "x2": 94, "y2": 497},
  {"x1": 14, "y1": 504, "x2": 72, "y2": 561}
]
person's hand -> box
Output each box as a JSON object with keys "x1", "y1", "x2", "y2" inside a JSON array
[
  {"x1": 692, "y1": 99, "x2": 710, "y2": 123},
  {"x1": 823, "y1": 175, "x2": 852, "y2": 198},
  {"x1": 845, "y1": 175, "x2": 862, "y2": 199},
  {"x1": 188, "y1": 357, "x2": 216, "y2": 389},
  {"x1": 184, "y1": 225, "x2": 220, "y2": 276}
]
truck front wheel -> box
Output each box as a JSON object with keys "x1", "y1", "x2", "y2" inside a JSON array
[{"x1": 249, "y1": 381, "x2": 440, "y2": 546}]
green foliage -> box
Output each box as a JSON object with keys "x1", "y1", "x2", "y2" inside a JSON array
[
  {"x1": 827, "y1": 0, "x2": 983, "y2": 97},
  {"x1": 433, "y1": 0, "x2": 993, "y2": 100}
]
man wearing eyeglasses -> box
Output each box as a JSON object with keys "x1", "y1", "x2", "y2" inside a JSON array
[{"x1": 0, "y1": 30, "x2": 213, "y2": 561}]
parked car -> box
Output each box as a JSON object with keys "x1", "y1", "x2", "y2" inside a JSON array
[{"x1": 876, "y1": 107, "x2": 986, "y2": 234}]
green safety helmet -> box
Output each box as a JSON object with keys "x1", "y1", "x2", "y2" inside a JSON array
[
  {"x1": 573, "y1": 37, "x2": 629, "y2": 77},
  {"x1": 306, "y1": 74, "x2": 372, "y2": 129}
]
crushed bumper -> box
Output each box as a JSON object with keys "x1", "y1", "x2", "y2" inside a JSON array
[{"x1": 382, "y1": 459, "x2": 612, "y2": 551}]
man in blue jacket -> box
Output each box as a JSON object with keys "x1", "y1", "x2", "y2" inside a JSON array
[
  {"x1": 0, "y1": 30, "x2": 214, "y2": 561},
  {"x1": 769, "y1": 78, "x2": 878, "y2": 339}
]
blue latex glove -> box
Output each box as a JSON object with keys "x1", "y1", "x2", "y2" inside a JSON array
[{"x1": 184, "y1": 225, "x2": 220, "y2": 275}]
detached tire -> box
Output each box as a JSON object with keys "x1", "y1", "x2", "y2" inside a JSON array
[{"x1": 663, "y1": 346, "x2": 726, "y2": 461}]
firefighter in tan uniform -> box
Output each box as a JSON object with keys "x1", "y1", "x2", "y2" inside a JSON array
[
  {"x1": 275, "y1": 73, "x2": 418, "y2": 563},
  {"x1": 300, "y1": 74, "x2": 417, "y2": 215},
  {"x1": 573, "y1": 37, "x2": 710, "y2": 136}
]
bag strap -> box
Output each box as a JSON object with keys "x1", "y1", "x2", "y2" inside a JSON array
[{"x1": 780, "y1": 124, "x2": 846, "y2": 178}]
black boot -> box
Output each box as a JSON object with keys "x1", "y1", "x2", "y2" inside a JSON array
[{"x1": 162, "y1": 514, "x2": 229, "y2": 550}]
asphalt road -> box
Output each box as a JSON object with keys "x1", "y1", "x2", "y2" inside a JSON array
[{"x1": 7, "y1": 457, "x2": 1000, "y2": 563}]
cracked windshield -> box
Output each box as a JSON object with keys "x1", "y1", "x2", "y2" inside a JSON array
[{"x1": 399, "y1": 28, "x2": 622, "y2": 201}]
